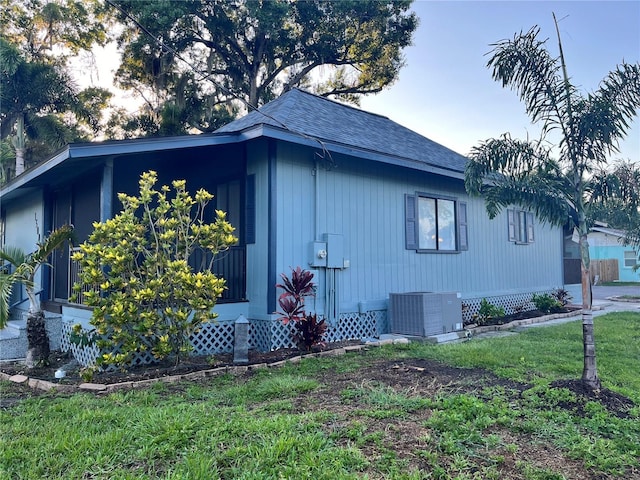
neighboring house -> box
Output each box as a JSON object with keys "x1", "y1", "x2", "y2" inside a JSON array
[
  {"x1": 588, "y1": 226, "x2": 640, "y2": 282},
  {"x1": 0, "y1": 89, "x2": 566, "y2": 359}
]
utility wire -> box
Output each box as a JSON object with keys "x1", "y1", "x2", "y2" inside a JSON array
[{"x1": 104, "y1": 0, "x2": 335, "y2": 167}]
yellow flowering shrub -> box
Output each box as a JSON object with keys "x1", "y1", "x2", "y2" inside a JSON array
[{"x1": 72, "y1": 170, "x2": 237, "y2": 368}]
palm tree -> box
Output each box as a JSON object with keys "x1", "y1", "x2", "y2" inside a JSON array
[
  {"x1": 1, "y1": 37, "x2": 106, "y2": 179},
  {"x1": 464, "y1": 15, "x2": 640, "y2": 390},
  {"x1": 590, "y1": 160, "x2": 640, "y2": 252},
  {"x1": 0, "y1": 225, "x2": 73, "y2": 367}
]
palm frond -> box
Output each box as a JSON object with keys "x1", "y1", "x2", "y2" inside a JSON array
[
  {"x1": 465, "y1": 136, "x2": 572, "y2": 226},
  {"x1": 465, "y1": 135, "x2": 552, "y2": 194},
  {"x1": 0, "y1": 273, "x2": 17, "y2": 329},
  {"x1": 31, "y1": 225, "x2": 74, "y2": 266},
  {"x1": 0, "y1": 246, "x2": 27, "y2": 267},
  {"x1": 482, "y1": 174, "x2": 573, "y2": 226},
  {"x1": 487, "y1": 27, "x2": 569, "y2": 134},
  {"x1": 571, "y1": 64, "x2": 640, "y2": 163}
]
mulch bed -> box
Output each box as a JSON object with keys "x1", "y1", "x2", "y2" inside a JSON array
[
  {"x1": 0, "y1": 340, "x2": 362, "y2": 387},
  {"x1": 466, "y1": 306, "x2": 581, "y2": 328}
]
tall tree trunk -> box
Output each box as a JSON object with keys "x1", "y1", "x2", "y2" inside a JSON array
[
  {"x1": 579, "y1": 226, "x2": 601, "y2": 390},
  {"x1": 25, "y1": 310, "x2": 50, "y2": 368},
  {"x1": 13, "y1": 115, "x2": 26, "y2": 176}
]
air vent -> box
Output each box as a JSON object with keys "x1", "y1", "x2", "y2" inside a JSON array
[{"x1": 389, "y1": 292, "x2": 462, "y2": 337}]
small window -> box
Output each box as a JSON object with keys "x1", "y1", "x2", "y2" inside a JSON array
[
  {"x1": 623, "y1": 250, "x2": 638, "y2": 268},
  {"x1": 405, "y1": 194, "x2": 467, "y2": 252},
  {"x1": 507, "y1": 209, "x2": 534, "y2": 244}
]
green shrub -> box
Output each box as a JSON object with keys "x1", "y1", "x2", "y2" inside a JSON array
[
  {"x1": 532, "y1": 293, "x2": 563, "y2": 314},
  {"x1": 474, "y1": 299, "x2": 505, "y2": 325},
  {"x1": 71, "y1": 170, "x2": 237, "y2": 368},
  {"x1": 552, "y1": 288, "x2": 573, "y2": 306}
]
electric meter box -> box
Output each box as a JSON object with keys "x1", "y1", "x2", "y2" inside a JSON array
[
  {"x1": 324, "y1": 234, "x2": 344, "y2": 268},
  {"x1": 309, "y1": 241, "x2": 327, "y2": 267}
]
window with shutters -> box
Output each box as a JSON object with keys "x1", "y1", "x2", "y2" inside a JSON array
[
  {"x1": 405, "y1": 193, "x2": 467, "y2": 252},
  {"x1": 507, "y1": 209, "x2": 534, "y2": 244}
]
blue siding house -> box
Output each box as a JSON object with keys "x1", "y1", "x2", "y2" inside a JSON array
[
  {"x1": 589, "y1": 227, "x2": 640, "y2": 282},
  {"x1": 0, "y1": 89, "x2": 565, "y2": 357}
]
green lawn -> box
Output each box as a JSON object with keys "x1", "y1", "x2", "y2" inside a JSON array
[
  {"x1": 599, "y1": 281, "x2": 640, "y2": 287},
  {"x1": 1, "y1": 312, "x2": 639, "y2": 479}
]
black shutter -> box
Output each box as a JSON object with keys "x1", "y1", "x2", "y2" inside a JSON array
[
  {"x1": 458, "y1": 202, "x2": 468, "y2": 251},
  {"x1": 245, "y1": 174, "x2": 256, "y2": 244},
  {"x1": 405, "y1": 194, "x2": 418, "y2": 250}
]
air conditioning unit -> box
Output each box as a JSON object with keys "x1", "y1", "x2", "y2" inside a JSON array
[{"x1": 389, "y1": 292, "x2": 462, "y2": 337}]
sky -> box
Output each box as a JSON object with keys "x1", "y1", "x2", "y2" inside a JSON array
[
  {"x1": 360, "y1": 0, "x2": 640, "y2": 163},
  {"x1": 79, "y1": 0, "x2": 640, "y2": 164}
]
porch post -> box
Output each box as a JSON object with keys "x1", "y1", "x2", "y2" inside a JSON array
[
  {"x1": 100, "y1": 158, "x2": 114, "y2": 222},
  {"x1": 267, "y1": 139, "x2": 277, "y2": 314}
]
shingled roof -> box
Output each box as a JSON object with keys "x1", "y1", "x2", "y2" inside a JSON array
[{"x1": 216, "y1": 88, "x2": 468, "y2": 176}]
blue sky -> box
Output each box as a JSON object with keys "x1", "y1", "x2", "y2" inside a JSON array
[{"x1": 360, "y1": 0, "x2": 640, "y2": 164}]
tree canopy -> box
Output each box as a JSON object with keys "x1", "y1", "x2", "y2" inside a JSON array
[
  {"x1": 0, "y1": 0, "x2": 112, "y2": 179},
  {"x1": 106, "y1": 0, "x2": 418, "y2": 137}
]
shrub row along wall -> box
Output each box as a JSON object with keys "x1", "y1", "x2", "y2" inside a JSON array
[
  {"x1": 60, "y1": 290, "x2": 558, "y2": 368},
  {"x1": 60, "y1": 310, "x2": 389, "y2": 368},
  {"x1": 461, "y1": 289, "x2": 557, "y2": 324}
]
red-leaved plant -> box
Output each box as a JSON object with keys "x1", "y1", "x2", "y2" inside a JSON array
[{"x1": 276, "y1": 267, "x2": 327, "y2": 352}]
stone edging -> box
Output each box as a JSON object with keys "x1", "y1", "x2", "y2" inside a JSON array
[
  {"x1": 467, "y1": 309, "x2": 583, "y2": 335},
  {"x1": 1, "y1": 344, "x2": 377, "y2": 394},
  {"x1": 606, "y1": 296, "x2": 640, "y2": 304}
]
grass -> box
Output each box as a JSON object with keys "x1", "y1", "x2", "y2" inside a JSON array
[
  {"x1": 397, "y1": 311, "x2": 640, "y2": 402},
  {"x1": 599, "y1": 281, "x2": 640, "y2": 287},
  {"x1": 1, "y1": 312, "x2": 639, "y2": 479}
]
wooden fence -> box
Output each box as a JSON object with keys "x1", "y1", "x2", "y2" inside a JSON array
[
  {"x1": 563, "y1": 258, "x2": 619, "y2": 284},
  {"x1": 590, "y1": 259, "x2": 618, "y2": 284}
]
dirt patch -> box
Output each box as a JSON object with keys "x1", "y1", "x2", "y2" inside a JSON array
[
  {"x1": 552, "y1": 378, "x2": 636, "y2": 419},
  {"x1": 299, "y1": 358, "x2": 632, "y2": 480}
]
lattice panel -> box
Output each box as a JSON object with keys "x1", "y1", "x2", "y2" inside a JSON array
[
  {"x1": 326, "y1": 312, "x2": 375, "y2": 343},
  {"x1": 190, "y1": 321, "x2": 235, "y2": 355},
  {"x1": 269, "y1": 321, "x2": 297, "y2": 351},
  {"x1": 62, "y1": 309, "x2": 388, "y2": 365},
  {"x1": 60, "y1": 321, "x2": 73, "y2": 353},
  {"x1": 369, "y1": 310, "x2": 389, "y2": 336},
  {"x1": 62, "y1": 322, "x2": 160, "y2": 370},
  {"x1": 248, "y1": 320, "x2": 272, "y2": 352},
  {"x1": 461, "y1": 290, "x2": 554, "y2": 324}
]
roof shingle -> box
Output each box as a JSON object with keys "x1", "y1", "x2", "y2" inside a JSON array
[{"x1": 216, "y1": 88, "x2": 468, "y2": 173}]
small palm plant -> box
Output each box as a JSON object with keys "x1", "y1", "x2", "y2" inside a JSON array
[
  {"x1": 0, "y1": 224, "x2": 73, "y2": 366},
  {"x1": 276, "y1": 267, "x2": 327, "y2": 352}
]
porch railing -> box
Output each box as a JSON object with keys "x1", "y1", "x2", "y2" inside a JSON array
[
  {"x1": 189, "y1": 246, "x2": 246, "y2": 303},
  {"x1": 68, "y1": 245, "x2": 246, "y2": 305},
  {"x1": 68, "y1": 247, "x2": 95, "y2": 306}
]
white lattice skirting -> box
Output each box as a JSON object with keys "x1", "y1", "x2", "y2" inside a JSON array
[
  {"x1": 61, "y1": 310, "x2": 388, "y2": 368},
  {"x1": 461, "y1": 290, "x2": 555, "y2": 324},
  {"x1": 60, "y1": 290, "x2": 553, "y2": 368}
]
